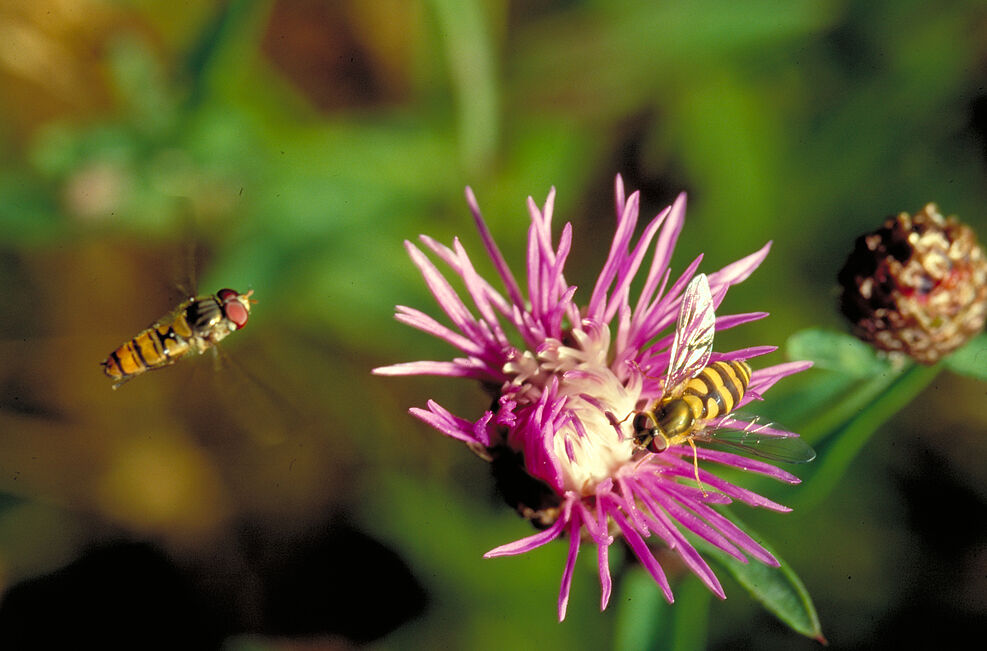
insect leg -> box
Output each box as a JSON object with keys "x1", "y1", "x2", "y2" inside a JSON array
[{"x1": 687, "y1": 437, "x2": 709, "y2": 497}]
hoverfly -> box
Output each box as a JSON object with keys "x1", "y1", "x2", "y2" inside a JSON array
[
  {"x1": 624, "y1": 273, "x2": 815, "y2": 489},
  {"x1": 101, "y1": 288, "x2": 254, "y2": 389}
]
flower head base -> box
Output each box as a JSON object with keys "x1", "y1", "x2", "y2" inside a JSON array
[
  {"x1": 374, "y1": 177, "x2": 812, "y2": 620},
  {"x1": 838, "y1": 204, "x2": 987, "y2": 364}
]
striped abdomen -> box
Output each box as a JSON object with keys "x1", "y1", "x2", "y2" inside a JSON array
[
  {"x1": 101, "y1": 306, "x2": 196, "y2": 387},
  {"x1": 679, "y1": 360, "x2": 751, "y2": 423},
  {"x1": 653, "y1": 360, "x2": 752, "y2": 443}
]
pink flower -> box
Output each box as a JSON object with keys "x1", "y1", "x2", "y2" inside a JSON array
[{"x1": 374, "y1": 176, "x2": 811, "y2": 620}]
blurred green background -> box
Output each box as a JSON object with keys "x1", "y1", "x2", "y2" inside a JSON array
[{"x1": 1, "y1": 0, "x2": 985, "y2": 649}]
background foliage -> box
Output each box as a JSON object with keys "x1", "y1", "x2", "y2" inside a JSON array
[{"x1": 0, "y1": 1, "x2": 985, "y2": 648}]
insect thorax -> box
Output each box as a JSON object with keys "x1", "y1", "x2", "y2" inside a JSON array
[
  {"x1": 184, "y1": 297, "x2": 223, "y2": 333},
  {"x1": 654, "y1": 398, "x2": 697, "y2": 440},
  {"x1": 180, "y1": 296, "x2": 237, "y2": 352}
]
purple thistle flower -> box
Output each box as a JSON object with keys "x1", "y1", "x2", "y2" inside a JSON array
[{"x1": 374, "y1": 176, "x2": 812, "y2": 621}]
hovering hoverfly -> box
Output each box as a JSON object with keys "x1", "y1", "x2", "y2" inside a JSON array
[
  {"x1": 622, "y1": 273, "x2": 815, "y2": 488},
  {"x1": 101, "y1": 288, "x2": 254, "y2": 389}
]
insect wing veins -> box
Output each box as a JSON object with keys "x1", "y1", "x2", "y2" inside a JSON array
[{"x1": 664, "y1": 273, "x2": 716, "y2": 394}]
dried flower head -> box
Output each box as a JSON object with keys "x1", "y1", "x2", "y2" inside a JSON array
[
  {"x1": 838, "y1": 204, "x2": 987, "y2": 364},
  {"x1": 375, "y1": 177, "x2": 812, "y2": 620}
]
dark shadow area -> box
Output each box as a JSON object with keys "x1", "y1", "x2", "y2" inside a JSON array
[{"x1": 0, "y1": 516, "x2": 427, "y2": 648}]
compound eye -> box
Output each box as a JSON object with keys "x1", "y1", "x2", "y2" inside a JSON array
[
  {"x1": 224, "y1": 300, "x2": 249, "y2": 329},
  {"x1": 217, "y1": 289, "x2": 250, "y2": 329}
]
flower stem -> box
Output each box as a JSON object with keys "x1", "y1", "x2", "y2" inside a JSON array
[
  {"x1": 799, "y1": 368, "x2": 901, "y2": 442},
  {"x1": 795, "y1": 361, "x2": 942, "y2": 509}
]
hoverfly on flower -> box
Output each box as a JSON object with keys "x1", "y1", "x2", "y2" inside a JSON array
[
  {"x1": 618, "y1": 273, "x2": 815, "y2": 489},
  {"x1": 101, "y1": 288, "x2": 254, "y2": 389}
]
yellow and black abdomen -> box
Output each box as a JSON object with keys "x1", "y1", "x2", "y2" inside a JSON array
[
  {"x1": 679, "y1": 360, "x2": 752, "y2": 423},
  {"x1": 101, "y1": 305, "x2": 195, "y2": 388}
]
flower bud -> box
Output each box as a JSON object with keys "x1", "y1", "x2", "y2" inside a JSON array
[{"x1": 838, "y1": 204, "x2": 987, "y2": 364}]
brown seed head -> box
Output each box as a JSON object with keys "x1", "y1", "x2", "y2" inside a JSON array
[{"x1": 838, "y1": 204, "x2": 987, "y2": 364}]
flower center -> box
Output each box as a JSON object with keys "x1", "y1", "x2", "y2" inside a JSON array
[{"x1": 503, "y1": 320, "x2": 640, "y2": 494}]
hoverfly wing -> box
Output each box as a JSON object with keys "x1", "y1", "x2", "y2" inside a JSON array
[
  {"x1": 695, "y1": 423, "x2": 817, "y2": 464},
  {"x1": 664, "y1": 273, "x2": 716, "y2": 392}
]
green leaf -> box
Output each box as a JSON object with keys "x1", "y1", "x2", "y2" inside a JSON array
[
  {"x1": 694, "y1": 519, "x2": 824, "y2": 642},
  {"x1": 945, "y1": 333, "x2": 987, "y2": 381},
  {"x1": 786, "y1": 328, "x2": 889, "y2": 377}
]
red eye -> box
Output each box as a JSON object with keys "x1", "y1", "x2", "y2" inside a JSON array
[
  {"x1": 217, "y1": 289, "x2": 250, "y2": 329},
  {"x1": 224, "y1": 300, "x2": 249, "y2": 329}
]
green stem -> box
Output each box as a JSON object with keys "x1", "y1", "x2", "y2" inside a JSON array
[
  {"x1": 796, "y1": 361, "x2": 941, "y2": 509},
  {"x1": 798, "y1": 367, "x2": 901, "y2": 441}
]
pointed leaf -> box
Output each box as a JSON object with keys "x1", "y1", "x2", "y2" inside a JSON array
[{"x1": 692, "y1": 518, "x2": 824, "y2": 642}]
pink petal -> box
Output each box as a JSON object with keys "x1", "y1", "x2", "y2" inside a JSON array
[
  {"x1": 707, "y1": 241, "x2": 772, "y2": 298},
  {"x1": 558, "y1": 513, "x2": 582, "y2": 621},
  {"x1": 605, "y1": 499, "x2": 674, "y2": 603},
  {"x1": 372, "y1": 360, "x2": 488, "y2": 379},
  {"x1": 465, "y1": 186, "x2": 525, "y2": 309},
  {"x1": 597, "y1": 541, "x2": 612, "y2": 611}
]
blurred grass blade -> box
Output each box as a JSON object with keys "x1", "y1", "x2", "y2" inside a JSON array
[
  {"x1": 944, "y1": 333, "x2": 987, "y2": 381},
  {"x1": 694, "y1": 518, "x2": 824, "y2": 643},
  {"x1": 183, "y1": 0, "x2": 267, "y2": 110},
  {"x1": 615, "y1": 569, "x2": 710, "y2": 651},
  {"x1": 666, "y1": 578, "x2": 711, "y2": 651},
  {"x1": 615, "y1": 567, "x2": 668, "y2": 651},
  {"x1": 427, "y1": 0, "x2": 500, "y2": 172},
  {"x1": 787, "y1": 328, "x2": 889, "y2": 377}
]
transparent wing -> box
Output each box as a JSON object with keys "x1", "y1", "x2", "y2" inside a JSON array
[
  {"x1": 694, "y1": 421, "x2": 817, "y2": 464},
  {"x1": 664, "y1": 273, "x2": 716, "y2": 393}
]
